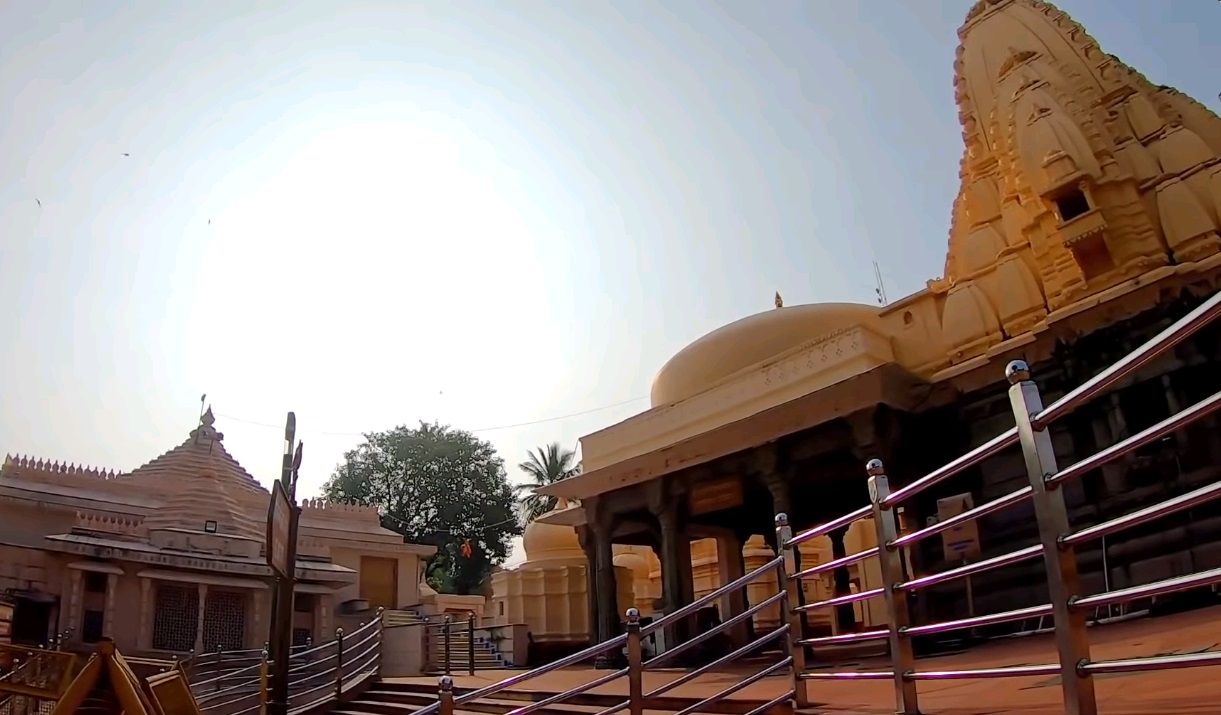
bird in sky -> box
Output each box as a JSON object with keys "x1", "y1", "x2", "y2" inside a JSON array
[
  {"x1": 121, "y1": 153, "x2": 129, "y2": 157},
  {"x1": 34, "y1": 199, "x2": 41, "y2": 208}
]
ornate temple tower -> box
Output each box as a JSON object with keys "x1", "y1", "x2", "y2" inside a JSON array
[{"x1": 934, "y1": 0, "x2": 1221, "y2": 363}]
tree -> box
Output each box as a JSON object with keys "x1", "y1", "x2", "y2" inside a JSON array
[
  {"x1": 322, "y1": 421, "x2": 522, "y2": 596},
  {"x1": 515, "y1": 442, "x2": 581, "y2": 523}
]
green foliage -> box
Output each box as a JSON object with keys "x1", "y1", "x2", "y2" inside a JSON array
[
  {"x1": 515, "y1": 442, "x2": 581, "y2": 523},
  {"x1": 322, "y1": 421, "x2": 522, "y2": 596}
]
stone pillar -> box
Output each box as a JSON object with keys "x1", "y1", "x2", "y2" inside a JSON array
[
  {"x1": 139, "y1": 579, "x2": 153, "y2": 650},
  {"x1": 829, "y1": 527, "x2": 857, "y2": 633},
  {"x1": 715, "y1": 533, "x2": 748, "y2": 646},
  {"x1": 578, "y1": 526, "x2": 598, "y2": 647},
  {"x1": 250, "y1": 589, "x2": 268, "y2": 649},
  {"x1": 316, "y1": 593, "x2": 332, "y2": 646},
  {"x1": 656, "y1": 507, "x2": 693, "y2": 650},
  {"x1": 67, "y1": 569, "x2": 83, "y2": 642},
  {"x1": 103, "y1": 573, "x2": 118, "y2": 640},
  {"x1": 593, "y1": 527, "x2": 618, "y2": 642},
  {"x1": 195, "y1": 583, "x2": 209, "y2": 653}
]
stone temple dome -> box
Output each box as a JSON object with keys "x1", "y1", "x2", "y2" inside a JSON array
[
  {"x1": 521, "y1": 499, "x2": 584, "y2": 562},
  {"x1": 650, "y1": 303, "x2": 885, "y2": 407}
]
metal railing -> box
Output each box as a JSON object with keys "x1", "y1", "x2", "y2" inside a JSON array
[
  {"x1": 423, "y1": 615, "x2": 488, "y2": 676},
  {"x1": 190, "y1": 609, "x2": 384, "y2": 715},
  {"x1": 784, "y1": 289, "x2": 1221, "y2": 715},
  {"x1": 422, "y1": 554, "x2": 793, "y2": 715}
]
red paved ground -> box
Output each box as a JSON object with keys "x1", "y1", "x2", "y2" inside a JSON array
[{"x1": 388, "y1": 605, "x2": 1221, "y2": 714}]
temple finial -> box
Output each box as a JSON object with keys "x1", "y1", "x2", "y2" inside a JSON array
[{"x1": 774, "y1": 292, "x2": 784, "y2": 309}]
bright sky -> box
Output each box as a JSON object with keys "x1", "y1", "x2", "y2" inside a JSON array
[{"x1": 1, "y1": 1, "x2": 1217, "y2": 569}]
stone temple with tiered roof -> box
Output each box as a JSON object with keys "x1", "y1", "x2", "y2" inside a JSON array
[{"x1": 0, "y1": 409, "x2": 434, "y2": 655}]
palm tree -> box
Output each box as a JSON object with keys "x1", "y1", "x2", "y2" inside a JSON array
[{"x1": 516, "y1": 443, "x2": 581, "y2": 523}]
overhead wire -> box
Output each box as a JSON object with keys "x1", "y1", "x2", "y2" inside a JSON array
[{"x1": 214, "y1": 395, "x2": 648, "y2": 437}]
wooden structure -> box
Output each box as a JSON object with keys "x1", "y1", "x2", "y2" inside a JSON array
[{"x1": 50, "y1": 639, "x2": 200, "y2": 715}]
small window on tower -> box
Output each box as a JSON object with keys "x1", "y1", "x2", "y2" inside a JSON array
[{"x1": 1055, "y1": 190, "x2": 1091, "y2": 222}]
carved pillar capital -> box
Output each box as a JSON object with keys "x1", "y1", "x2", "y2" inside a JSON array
[
  {"x1": 751, "y1": 444, "x2": 780, "y2": 477},
  {"x1": 760, "y1": 471, "x2": 793, "y2": 517},
  {"x1": 845, "y1": 407, "x2": 901, "y2": 464}
]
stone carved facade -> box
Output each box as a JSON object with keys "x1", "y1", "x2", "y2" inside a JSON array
[
  {"x1": 538, "y1": 0, "x2": 1221, "y2": 648},
  {"x1": 560, "y1": 0, "x2": 1221, "y2": 493},
  {"x1": 0, "y1": 409, "x2": 434, "y2": 654}
]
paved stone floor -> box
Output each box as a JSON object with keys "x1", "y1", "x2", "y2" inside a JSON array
[{"x1": 389, "y1": 605, "x2": 1221, "y2": 713}]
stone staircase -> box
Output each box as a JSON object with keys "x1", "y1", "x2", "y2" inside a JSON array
[
  {"x1": 427, "y1": 628, "x2": 507, "y2": 672},
  {"x1": 382, "y1": 610, "x2": 427, "y2": 628}
]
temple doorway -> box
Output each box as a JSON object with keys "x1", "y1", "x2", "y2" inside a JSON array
[
  {"x1": 10, "y1": 596, "x2": 52, "y2": 646},
  {"x1": 359, "y1": 556, "x2": 398, "y2": 610}
]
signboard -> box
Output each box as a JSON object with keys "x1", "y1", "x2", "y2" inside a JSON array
[
  {"x1": 267, "y1": 480, "x2": 293, "y2": 578},
  {"x1": 936, "y1": 493, "x2": 981, "y2": 561},
  {"x1": 689, "y1": 475, "x2": 744, "y2": 516}
]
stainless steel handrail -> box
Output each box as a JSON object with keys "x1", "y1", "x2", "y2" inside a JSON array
[
  {"x1": 641, "y1": 556, "x2": 782, "y2": 636},
  {"x1": 1048, "y1": 389, "x2": 1221, "y2": 487},
  {"x1": 673, "y1": 657, "x2": 792, "y2": 715},
  {"x1": 890, "y1": 485, "x2": 1032, "y2": 549},
  {"x1": 883, "y1": 427, "x2": 1019, "y2": 507},
  {"x1": 410, "y1": 633, "x2": 630, "y2": 715},
  {"x1": 1032, "y1": 290, "x2": 1221, "y2": 430},
  {"x1": 432, "y1": 550, "x2": 794, "y2": 715},
  {"x1": 794, "y1": 586, "x2": 882, "y2": 613},
  {"x1": 778, "y1": 290, "x2": 1221, "y2": 715},
  {"x1": 791, "y1": 546, "x2": 878, "y2": 580},
  {"x1": 898, "y1": 545, "x2": 1043, "y2": 592},
  {"x1": 645, "y1": 591, "x2": 786, "y2": 669},
  {"x1": 787, "y1": 506, "x2": 871, "y2": 548},
  {"x1": 644, "y1": 625, "x2": 788, "y2": 700}
]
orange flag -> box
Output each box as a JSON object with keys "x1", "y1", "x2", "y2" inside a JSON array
[{"x1": 460, "y1": 540, "x2": 473, "y2": 558}]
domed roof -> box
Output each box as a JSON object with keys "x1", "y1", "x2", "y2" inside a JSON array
[
  {"x1": 650, "y1": 303, "x2": 884, "y2": 407},
  {"x1": 522, "y1": 499, "x2": 585, "y2": 562}
]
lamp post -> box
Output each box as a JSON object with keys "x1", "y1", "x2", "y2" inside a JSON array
[{"x1": 266, "y1": 413, "x2": 303, "y2": 715}]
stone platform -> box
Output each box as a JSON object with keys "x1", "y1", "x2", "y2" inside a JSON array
[{"x1": 386, "y1": 605, "x2": 1221, "y2": 713}]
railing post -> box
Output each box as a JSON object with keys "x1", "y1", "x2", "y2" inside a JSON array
[
  {"x1": 438, "y1": 675, "x2": 455, "y2": 715},
  {"x1": 467, "y1": 615, "x2": 476, "y2": 676},
  {"x1": 376, "y1": 607, "x2": 385, "y2": 675},
  {"x1": 624, "y1": 608, "x2": 644, "y2": 715},
  {"x1": 1007, "y1": 360, "x2": 1096, "y2": 715},
  {"x1": 259, "y1": 648, "x2": 269, "y2": 715},
  {"x1": 774, "y1": 513, "x2": 809, "y2": 709},
  {"x1": 214, "y1": 645, "x2": 224, "y2": 691},
  {"x1": 443, "y1": 615, "x2": 452, "y2": 676},
  {"x1": 334, "y1": 627, "x2": 345, "y2": 698},
  {"x1": 867, "y1": 459, "x2": 920, "y2": 715}
]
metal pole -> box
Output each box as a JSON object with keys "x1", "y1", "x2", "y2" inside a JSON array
[
  {"x1": 258, "y1": 649, "x2": 269, "y2": 715},
  {"x1": 1007, "y1": 360, "x2": 1096, "y2": 715},
  {"x1": 625, "y1": 608, "x2": 643, "y2": 715},
  {"x1": 774, "y1": 514, "x2": 809, "y2": 709},
  {"x1": 438, "y1": 675, "x2": 455, "y2": 715},
  {"x1": 467, "y1": 615, "x2": 475, "y2": 676},
  {"x1": 443, "y1": 615, "x2": 452, "y2": 676},
  {"x1": 866, "y1": 459, "x2": 919, "y2": 715},
  {"x1": 334, "y1": 627, "x2": 345, "y2": 698},
  {"x1": 268, "y1": 414, "x2": 300, "y2": 715}
]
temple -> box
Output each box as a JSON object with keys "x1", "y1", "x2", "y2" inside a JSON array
[
  {"x1": 0, "y1": 409, "x2": 434, "y2": 654},
  {"x1": 532, "y1": 0, "x2": 1221, "y2": 656}
]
